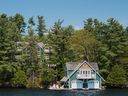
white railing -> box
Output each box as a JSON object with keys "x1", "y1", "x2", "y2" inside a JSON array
[{"x1": 77, "y1": 74, "x2": 96, "y2": 79}]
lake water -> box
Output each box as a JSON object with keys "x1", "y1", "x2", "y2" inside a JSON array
[{"x1": 0, "y1": 88, "x2": 128, "y2": 96}]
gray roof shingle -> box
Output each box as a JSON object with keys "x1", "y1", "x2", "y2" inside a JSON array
[
  {"x1": 66, "y1": 61, "x2": 99, "y2": 71},
  {"x1": 66, "y1": 62, "x2": 80, "y2": 70},
  {"x1": 90, "y1": 62, "x2": 99, "y2": 70}
]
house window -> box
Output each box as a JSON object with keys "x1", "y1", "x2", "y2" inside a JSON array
[
  {"x1": 86, "y1": 71, "x2": 87, "y2": 74},
  {"x1": 81, "y1": 71, "x2": 82, "y2": 74},
  {"x1": 88, "y1": 71, "x2": 90, "y2": 75},
  {"x1": 83, "y1": 71, "x2": 85, "y2": 74},
  {"x1": 80, "y1": 70, "x2": 92, "y2": 75}
]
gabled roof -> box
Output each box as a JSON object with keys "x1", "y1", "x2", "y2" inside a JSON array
[
  {"x1": 66, "y1": 61, "x2": 99, "y2": 70},
  {"x1": 61, "y1": 61, "x2": 105, "y2": 82}
]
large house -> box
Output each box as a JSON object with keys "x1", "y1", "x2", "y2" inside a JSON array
[{"x1": 61, "y1": 61, "x2": 105, "y2": 89}]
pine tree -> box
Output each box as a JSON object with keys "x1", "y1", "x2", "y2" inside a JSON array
[
  {"x1": 26, "y1": 17, "x2": 39, "y2": 87},
  {"x1": 37, "y1": 16, "x2": 47, "y2": 38},
  {"x1": 48, "y1": 20, "x2": 74, "y2": 80},
  {"x1": 0, "y1": 14, "x2": 20, "y2": 85},
  {"x1": 13, "y1": 13, "x2": 26, "y2": 34},
  {"x1": 107, "y1": 64, "x2": 127, "y2": 88}
]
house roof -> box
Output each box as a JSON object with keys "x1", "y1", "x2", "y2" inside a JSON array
[
  {"x1": 90, "y1": 62, "x2": 99, "y2": 70},
  {"x1": 66, "y1": 62, "x2": 99, "y2": 70},
  {"x1": 66, "y1": 62, "x2": 80, "y2": 70}
]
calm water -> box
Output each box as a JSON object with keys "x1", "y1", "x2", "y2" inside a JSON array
[{"x1": 0, "y1": 88, "x2": 128, "y2": 96}]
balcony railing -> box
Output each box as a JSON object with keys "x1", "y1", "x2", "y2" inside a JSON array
[{"x1": 77, "y1": 74, "x2": 96, "y2": 79}]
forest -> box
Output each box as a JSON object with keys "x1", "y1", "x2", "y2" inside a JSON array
[{"x1": 0, "y1": 13, "x2": 128, "y2": 88}]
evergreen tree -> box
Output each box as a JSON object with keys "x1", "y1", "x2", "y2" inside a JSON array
[
  {"x1": 107, "y1": 64, "x2": 127, "y2": 88},
  {"x1": 84, "y1": 18, "x2": 128, "y2": 80},
  {"x1": 48, "y1": 20, "x2": 74, "y2": 80},
  {"x1": 13, "y1": 13, "x2": 26, "y2": 34},
  {"x1": 0, "y1": 14, "x2": 20, "y2": 85},
  {"x1": 40, "y1": 65, "x2": 56, "y2": 88},
  {"x1": 37, "y1": 16, "x2": 47, "y2": 38},
  {"x1": 25, "y1": 17, "x2": 39, "y2": 87},
  {"x1": 119, "y1": 27, "x2": 128, "y2": 79}
]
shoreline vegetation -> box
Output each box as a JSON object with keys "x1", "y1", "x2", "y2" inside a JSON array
[{"x1": 0, "y1": 13, "x2": 128, "y2": 89}]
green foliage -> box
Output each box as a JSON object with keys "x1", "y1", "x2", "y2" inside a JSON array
[
  {"x1": 0, "y1": 63, "x2": 18, "y2": 83},
  {"x1": 69, "y1": 29, "x2": 97, "y2": 62},
  {"x1": 48, "y1": 20, "x2": 74, "y2": 80},
  {"x1": 84, "y1": 18, "x2": 128, "y2": 70},
  {"x1": 0, "y1": 13, "x2": 128, "y2": 88},
  {"x1": 37, "y1": 16, "x2": 47, "y2": 38},
  {"x1": 13, "y1": 13, "x2": 26, "y2": 34},
  {"x1": 28, "y1": 17, "x2": 35, "y2": 26},
  {"x1": 99, "y1": 69, "x2": 109, "y2": 80},
  {"x1": 40, "y1": 67, "x2": 56, "y2": 88},
  {"x1": 24, "y1": 17, "x2": 40, "y2": 86},
  {"x1": 0, "y1": 14, "x2": 22, "y2": 86},
  {"x1": 107, "y1": 64, "x2": 127, "y2": 88},
  {"x1": 11, "y1": 70, "x2": 27, "y2": 87}
]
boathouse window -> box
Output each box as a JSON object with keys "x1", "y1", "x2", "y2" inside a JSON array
[
  {"x1": 80, "y1": 70, "x2": 91, "y2": 75},
  {"x1": 83, "y1": 71, "x2": 85, "y2": 74},
  {"x1": 86, "y1": 71, "x2": 87, "y2": 74},
  {"x1": 88, "y1": 71, "x2": 90, "y2": 74}
]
